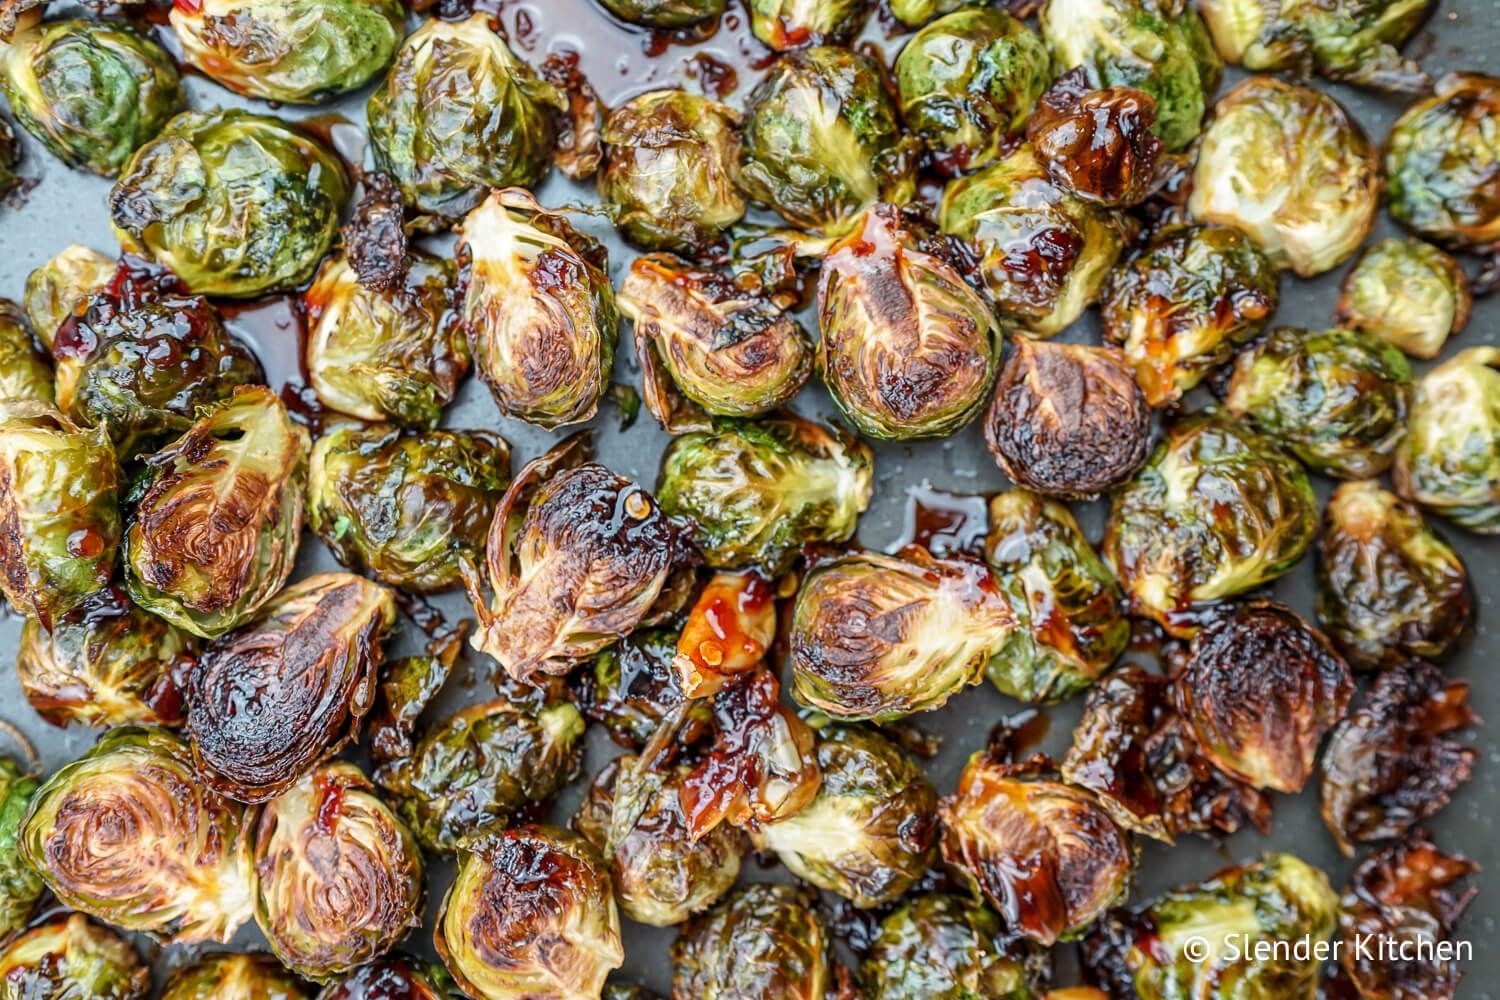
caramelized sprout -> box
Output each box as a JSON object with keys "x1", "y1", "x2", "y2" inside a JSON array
[
  {"x1": 572, "y1": 627, "x2": 713, "y2": 750},
  {"x1": 160, "y1": 953, "x2": 312, "y2": 1000},
  {"x1": 316, "y1": 956, "x2": 459, "y2": 1000},
  {"x1": 747, "y1": 0, "x2": 873, "y2": 49},
  {"x1": 0, "y1": 298, "x2": 52, "y2": 403},
  {"x1": 596, "y1": 0, "x2": 726, "y2": 27},
  {"x1": 0, "y1": 913, "x2": 149, "y2": 999},
  {"x1": 22, "y1": 243, "x2": 113, "y2": 347},
  {"x1": 671, "y1": 883, "x2": 829, "y2": 1000},
  {"x1": 1026, "y1": 71, "x2": 1163, "y2": 207},
  {"x1": 1335, "y1": 238, "x2": 1471, "y2": 361},
  {"x1": 671, "y1": 570, "x2": 777, "y2": 699},
  {"x1": 1393, "y1": 346, "x2": 1500, "y2": 533},
  {"x1": 0, "y1": 756, "x2": 44, "y2": 937},
  {"x1": 862, "y1": 893, "x2": 1048, "y2": 1000}
]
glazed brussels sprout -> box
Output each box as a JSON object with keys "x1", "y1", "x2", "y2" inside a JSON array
[
  {"x1": 0, "y1": 14, "x2": 183, "y2": 177},
  {"x1": 1316, "y1": 481, "x2": 1471, "y2": 668},
  {"x1": 17, "y1": 587, "x2": 195, "y2": 728},
  {"x1": 304, "y1": 251, "x2": 467, "y2": 429},
  {"x1": 1384, "y1": 73, "x2": 1500, "y2": 251},
  {"x1": 599, "y1": 91, "x2": 745, "y2": 254},
  {"x1": 656, "y1": 414, "x2": 872, "y2": 574},
  {"x1": 671, "y1": 883, "x2": 829, "y2": 1000},
  {"x1": 19, "y1": 725, "x2": 254, "y2": 942},
  {"x1": 1103, "y1": 410, "x2": 1318, "y2": 635},
  {"x1": 0, "y1": 756, "x2": 43, "y2": 937},
  {"x1": 22, "y1": 244, "x2": 113, "y2": 347},
  {"x1": 458, "y1": 189, "x2": 616, "y2": 429},
  {"x1": 367, "y1": 648, "x2": 458, "y2": 765},
  {"x1": 160, "y1": 954, "x2": 312, "y2": 1000},
  {"x1": 1336, "y1": 238, "x2": 1471, "y2": 361},
  {"x1": 110, "y1": 110, "x2": 349, "y2": 297},
  {"x1": 939, "y1": 146, "x2": 1123, "y2": 338},
  {"x1": 1393, "y1": 347, "x2": 1500, "y2": 533},
  {"x1": 789, "y1": 548, "x2": 1014, "y2": 721},
  {"x1": 0, "y1": 913, "x2": 149, "y2": 1000},
  {"x1": 436, "y1": 827, "x2": 623, "y2": 1000},
  {"x1": 939, "y1": 753, "x2": 1132, "y2": 944},
  {"x1": 1038, "y1": 0, "x2": 1221, "y2": 151},
  {"x1": 671, "y1": 571, "x2": 776, "y2": 698},
  {"x1": 187, "y1": 572, "x2": 395, "y2": 803},
  {"x1": 0, "y1": 401, "x2": 120, "y2": 627},
  {"x1": 308, "y1": 425, "x2": 511, "y2": 594},
  {"x1": 889, "y1": 0, "x2": 983, "y2": 26},
  {"x1": 754, "y1": 725, "x2": 937, "y2": 907},
  {"x1": 596, "y1": 0, "x2": 726, "y2": 27},
  {"x1": 1026, "y1": 71, "x2": 1162, "y2": 207},
  {"x1": 1198, "y1": 0, "x2": 1429, "y2": 89},
  {"x1": 124, "y1": 386, "x2": 308, "y2": 639},
  {"x1": 1224, "y1": 327, "x2": 1413, "y2": 480},
  {"x1": 317, "y1": 956, "x2": 459, "y2": 1000},
  {"x1": 1082, "y1": 854, "x2": 1338, "y2": 999},
  {"x1": 376, "y1": 697, "x2": 585, "y2": 854},
  {"x1": 573, "y1": 627, "x2": 713, "y2": 750},
  {"x1": 1175, "y1": 602, "x2": 1353, "y2": 793},
  {"x1": 170, "y1": 0, "x2": 404, "y2": 104},
  {"x1": 1189, "y1": 77, "x2": 1378, "y2": 277},
  {"x1": 818, "y1": 203, "x2": 1000, "y2": 439},
  {"x1": 1101, "y1": 223, "x2": 1279, "y2": 407},
  {"x1": 982, "y1": 491, "x2": 1128, "y2": 703},
  {"x1": 895, "y1": 9, "x2": 1051, "y2": 173},
  {"x1": 861, "y1": 893, "x2": 1048, "y2": 1000},
  {"x1": 747, "y1": 0, "x2": 872, "y2": 49},
  {"x1": 0, "y1": 299, "x2": 52, "y2": 403},
  {"x1": 740, "y1": 46, "x2": 918, "y2": 233},
  {"x1": 367, "y1": 15, "x2": 563, "y2": 224}
]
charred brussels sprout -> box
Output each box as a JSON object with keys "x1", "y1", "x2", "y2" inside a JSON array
[
  {"x1": 1103, "y1": 410, "x2": 1317, "y2": 635},
  {"x1": 308, "y1": 425, "x2": 511, "y2": 593},
  {"x1": 170, "y1": 0, "x2": 403, "y2": 104},
  {"x1": 0, "y1": 15, "x2": 183, "y2": 177},
  {"x1": 982, "y1": 491, "x2": 1128, "y2": 703},
  {"x1": 0, "y1": 401, "x2": 120, "y2": 627},
  {"x1": 1224, "y1": 327, "x2": 1413, "y2": 480},
  {"x1": 740, "y1": 46, "x2": 917, "y2": 233},
  {"x1": 187, "y1": 572, "x2": 395, "y2": 803},
  {"x1": 317, "y1": 956, "x2": 459, "y2": 1000},
  {"x1": 596, "y1": 0, "x2": 726, "y2": 27},
  {"x1": 1317, "y1": 481, "x2": 1471, "y2": 668},
  {"x1": 895, "y1": 9, "x2": 1051, "y2": 173},
  {"x1": 19, "y1": 725, "x2": 254, "y2": 943},
  {"x1": 1101, "y1": 223, "x2": 1278, "y2": 407},
  {"x1": 818, "y1": 203, "x2": 1000, "y2": 439},
  {"x1": 458, "y1": 189, "x2": 616, "y2": 429},
  {"x1": 160, "y1": 954, "x2": 312, "y2": 1000},
  {"x1": 367, "y1": 15, "x2": 563, "y2": 224},
  {"x1": 0, "y1": 756, "x2": 43, "y2": 936},
  {"x1": 1189, "y1": 77, "x2": 1378, "y2": 277},
  {"x1": 0, "y1": 913, "x2": 149, "y2": 1000},
  {"x1": 436, "y1": 827, "x2": 623, "y2": 1000},
  {"x1": 1026, "y1": 71, "x2": 1163, "y2": 207},
  {"x1": 22, "y1": 244, "x2": 113, "y2": 347},
  {"x1": 573, "y1": 627, "x2": 713, "y2": 749},
  {"x1": 124, "y1": 386, "x2": 308, "y2": 639},
  {"x1": 1393, "y1": 346, "x2": 1500, "y2": 533},
  {"x1": 939, "y1": 753, "x2": 1132, "y2": 945},
  {"x1": 862, "y1": 893, "x2": 1048, "y2": 1000},
  {"x1": 1384, "y1": 73, "x2": 1500, "y2": 251},
  {"x1": 747, "y1": 0, "x2": 873, "y2": 49},
  {"x1": 599, "y1": 91, "x2": 745, "y2": 254},
  {"x1": 304, "y1": 251, "x2": 467, "y2": 429},
  {"x1": 671, "y1": 883, "x2": 829, "y2": 1000},
  {"x1": 1335, "y1": 238, "x2": 1471, "y2": 361},
  {"x1": 790, "y1": 548, "x2": 1014, "y2": 720},
  {"x1": 939, "y1": 145, "x2": 1123, "y2": 338},
  {"x1": 0, "y1": 299, "x2": 52, "y2": 404}
]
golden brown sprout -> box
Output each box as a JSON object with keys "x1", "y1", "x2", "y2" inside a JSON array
[
  {"x1": 672, "y1": 571, "x2": 776, "y2": 699},
  {"x1": 1335, "y1": 238, "x2": 1471, "y2": 361},
  {"x1": 159, "y1": 953, "x2": 311, "y2": 1000},
  {"x1": 0, "y1": 913, "x2": 149, "y2": 999}
]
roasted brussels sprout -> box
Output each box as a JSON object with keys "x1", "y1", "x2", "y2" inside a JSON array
[
  {"x1": 0, "y1": 112, "x2": 16, "y2": 196},
  {"x1": 861, "y1": 892, "x2": 1048, "y2": 1000},
  {"x1": 0, "y1": 299, "x2": 52, "y2": 403},
  {"x1": 1336, "y1": 238, "x2": 1471, "y2": 361},
  {"x1": 19, "y1": 725, "x2": 254, "y2": 942},
  {"x1": 1038, "y1": 0, "x2": 1221, "y2": 151},
  {"x1": 367, "y1": 15, "x2": 563, "y2": 224},
  {"x1": 981, "y1": 491, "x2": 1128, "y2": 703},
  {"x1": 740, "y1": 46, "x2": 917, "y2": 233},
  {"x1": 596, "y1": 0, "x2": 726, "y2": 27},
  {"x1": 124, "y1": 386, "x2": 308, "y2": 639},
  {"x1": 1384, "y1": 72, "x2": 1500, "y2": 252},
  {"x1": 573, "y1": 627, "x2": 713, "y2": 750},
  {"x1": 308, "y1": 425, "x2": 511, "y2": 594},
  {"x1": 186, "y1": 572, "x2": 395, "y2": 803},
  {"x1": 22, "y1": 244, "x2": 113, "y2": 347},
  {"x1": 304, "y1": 251, "x2": 467, "y2": 429},
  {"x1": 939, "y1": 752, "x2": 1132, "y2": 945},
  {"x1": 599, "y1": 91, "x2": 745, "y2": 254},
  {"x1": 170, "y1": 0, "x2": 404, "y2": 104},
  {"x1": 790, "y1": 548, "x2": 1014, "y2": 720},
  {"x1": 1199, "y1": 0, "x2": 1428, "y2": 90},
  {"x1": 376, "y1": 696, "x2": 584, "y2": 854},
  {"x1": 657, "y1": 414, "x2": 872, "y2": 575},
  {"x1": 0, "y1": 14, "x2": 183, "y2": 177},
  {"x1": 671, "y1": 883, "x2": 829, "y2": 1000},
  {"x1": 458, "y1": 189, "x2": 616, "y2": 429},
  {"x1": 0, "y1": 913, "x2": 149, "y2": 999},
  {"x1": 888, "y1": 0, "x2": 983, "y2": 27},
  {"x1": 110, "y1": 110, "x2": 349, "y2": 297},
  {"x1": 670, "y1": 570, "x2": 776, "y2": 699},
  {"x1": 1103, "y1": 410, "x2": 1318, "y2": 635},
  {"x1": 0, "y1": 756, "x2": 43, "y2": 937},
  {"x1": 1393, "y1": 347, "x2": 1500, "y2": 533},
  {"x1": 1189, "y1": 76, "x2": 1378, "y2": 277},
  {"x1": 1082, "y1": 853, "x2": 1338, "y2": 999},
  {"x1": 1316, "y1": 481, "x2": 1471, "y2": 668},
  {"x1": 317, "y1": 956, "x2": 459, "y2": 1000},
  {"x1": 160, "y1": 954, "x2": 312, "y2": 1000},
  {"x1": 747, "y1": 0, "x2": 872, "y2": 49},
  {"x1": 1225, "y1": 327, "x2": 1413, "y2": 480},
  {"x1": 896, "y1": 9, "x2": 1051, "y2": 173},
  {"x1": 939, "y1": 146, "x2": 1123, "y2": 338},
  {"x1": 1175, "y1": 602, "x2": 1352, "y2": 793},
  {"x1": 436, "y1": 826, "x2": 623, "y2": 1000},
  {"x1": 1026, "y1": 71, "x2": 1162, "y2": 207},
  {"x1": 0, "y1": 401, "x2": 120, "y2": 627},
  {"x1": 253, "y1": 760, "x2": 423, "y2": 981},
  {"x1": 1101, "y1": 223, "x2": 1279, "y2": 407},
  {"x1": 367, "y1": 648, "x2": 457, "y2": 765}
]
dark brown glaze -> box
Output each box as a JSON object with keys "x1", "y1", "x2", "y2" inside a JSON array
[
  {"x1": 341, "y1": 171, "x2": 408, "y2": 293},
  {"x1": 1026, "y1": 69, "x2": 1163, "y2": 208},
  {"x1": 672, "y1": 571, "x2": 775, "y2": 698},
  {"x1": 983, "y1": 338, "x2": 1151, "y2": 500},
  {"x1": 895, "y1": 484, "x2": 989, "y2": 559},
  {"x1": 318, "y1": 955, "x2": 454, "y2": 1000},
  {"x1": 540, "y1": 51, "x2": 603, "y2": 180},
  {"x1": 1320, "y1": 661, "x2": 1478, "y2": 856}
]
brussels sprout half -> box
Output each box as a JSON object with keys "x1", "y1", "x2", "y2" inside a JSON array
[
  {"x1": 160, "y1": 954, "x2": 312, "y2": 1000},
  {"x1": 1336, "y1": 238, "x2": 1471, "y2": 361},
  {"x1": 861, "y1": 893, "x2": 1049, "y2": 1000},
  {"x1": 22, "y1": 243, "x2": 113, "y2": 348},
  {"x1": 671, "y1": 883, "x2": 829, "y2": 1000},
  {"x1": 316, "y1": 956, "x2": 459, "y2": 1000},
  {"x1": 888, "y1": 0, "x2": 984, "y2": 27},
  {"x1": 596, "y1": 0, "x2": 726, "y2": 27},
  {"x1": 0, "y1": 756, "x2": 44, "y2": 937},
  {"x1": 1394, "y1": 346, "x2": 1500, "y2": 533},
  {"x1": 747, "y1": 0, "x2": 873, "y2": 49},
  {"x1": 0, "y1": 913, "x2": 149, "y2": 999},
  {"x1": 0, "y1": 298, "x2": 52, "y2": 404}
]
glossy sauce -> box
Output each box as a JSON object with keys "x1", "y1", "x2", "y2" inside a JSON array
[
  {"x1": 894, "y1": 483, "x2": 990, "y2": 558},
  {"x1": 219, "y1": 296, "x2": 327, "y2": 426}
]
